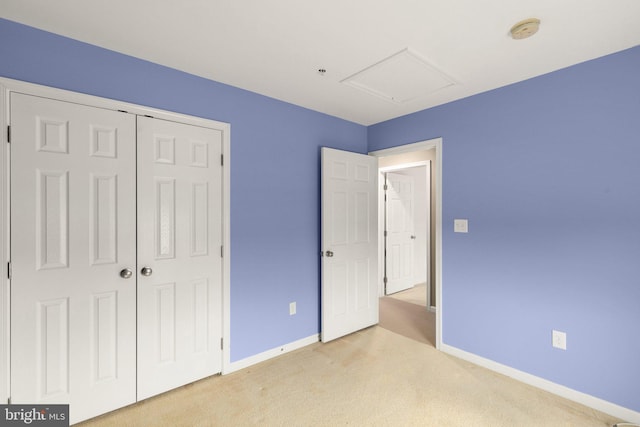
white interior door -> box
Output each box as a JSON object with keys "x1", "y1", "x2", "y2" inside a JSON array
[
  {"x1": 321, "y1": 147, "x2": 378, "y2": 342},
  {"x1": 385, "y1": 172, "x2": 415, "y2": 294},
  {"x1": 10, "y1": 93, "x2": 137, "y2": 423},
  {"x1": 137, "y1": 116, "x2": 223, "y2": 400}
]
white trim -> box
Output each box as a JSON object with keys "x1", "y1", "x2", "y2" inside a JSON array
[
  {"x1": 222, "y1": 125, "x2": 232, "y2": 376},
  {"x1": 224, "y1": 334, "x2": 319, "y2": 374},
  {"x1": 369, "y1": 138, "x2": 443, "y2": 350},
  {"x1": 379, "y1": 160, "x2": 430, "y2": 172},
  {"x1": 441, "y1": 344, "x2": 640, "y2": 424},
  {"x1": 0, "y1": 83, "x2": 8, "y2": 403},
  {"x1": 0, "y1": 76, "x2": 232, "y2": 379}
]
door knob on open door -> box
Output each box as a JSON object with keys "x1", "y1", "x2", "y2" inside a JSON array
[
  {"x1": 140, "y1": 266, "x2": 153, "y2": 277},
  {"x1": 120, "y1": 268, "x2": 133, "y2": 279},
  {"x1": 326, "y1": 250, "x2": 334, "y2": 257}
]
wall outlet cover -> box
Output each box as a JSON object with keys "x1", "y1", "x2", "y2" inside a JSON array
[{"x1": 552, "y1": 330, "x2": 567, "y2": 350}]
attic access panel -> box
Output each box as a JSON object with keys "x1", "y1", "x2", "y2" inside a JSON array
[{"x1": 342, "y1": 48, "x2": 456, "y2": 104}]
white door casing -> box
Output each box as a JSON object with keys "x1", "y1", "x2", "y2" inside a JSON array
[
  {"x1": 10, "y1": 93, "x2": 137, "y2": 423},
  {"x1": 369, "y1": 139, "x2": 442, "y2": 350},
  {"x1": 321, "y1": 147, "x2": 378, "y2": 342},
  {"x1": 137, "y1": 116, "x2": 223, "y2": 400},
  {"x1": 385, "y1": 172, "x2": 415, "y2": 294},
  {"x1": 0, "y1": 85, "x2": 7, "y2": 405}
]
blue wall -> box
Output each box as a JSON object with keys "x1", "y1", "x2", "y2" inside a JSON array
[
  {"x1": 2, "y1": 16, "x2": 639, "y2": 414},
  {"x1": 0, "y1": 18, "x2": 367, "y2": 361},
  {"x1": 369, "y1": 46, "x2": 640, "y2": 412}
]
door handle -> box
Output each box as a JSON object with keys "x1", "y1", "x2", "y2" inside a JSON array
[
  {"x1": 140, "y1": 266, "x2": 153, "y2": 277},
  {"x1": 410, "y1": 235, "x2": 416, "y2": 239},
  {"x1": 325, "y1": 250, "x2": 334, "y2": 257},
  {"x1": 120, "y1": 268, "x2": 133, "y2": 279}
]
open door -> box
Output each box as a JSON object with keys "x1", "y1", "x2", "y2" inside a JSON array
[
  {"x1": 321, "y1": 147, "x2": 378, "y2": 342},
  {"x1": 384, "y1": 172, "x2": 415, "y2": 294}
]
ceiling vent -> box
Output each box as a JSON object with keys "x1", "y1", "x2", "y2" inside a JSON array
[{"x1": 341, "y1": 48, "x2": 457, "y2": 104}]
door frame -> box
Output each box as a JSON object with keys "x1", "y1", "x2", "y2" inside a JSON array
[
  {"x1": 369, "y1": 138, "x2": 442, "y2": 349},
  {"x1": 1, "y1": 82, "x2": 7, "y2": 403},
  {"x1": 0, "y1": 77, "x2": 232, "y2": 400},
  {"x1": 380, "y1": 164, "x2": 430, "y2": 301}
]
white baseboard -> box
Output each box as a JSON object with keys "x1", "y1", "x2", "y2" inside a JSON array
[
  {"x1": 441, "y1": 344, "x2": 640, "y2": 424},
  {"x1": 223, "y1": 334, "x2": 319, "y2": 375}
]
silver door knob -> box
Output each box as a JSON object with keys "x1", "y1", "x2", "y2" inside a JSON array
[
  {"x1": 120, "y1": 268, "x2": 133, "y2": 279},
  {"x1": 141, "y1": 266, "x2": 153, "y2": 277},
  {"x1": 326, "y1": 250, "x2": 334, "y2": 257}
]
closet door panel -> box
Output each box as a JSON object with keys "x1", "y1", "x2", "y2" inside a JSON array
[
  {"x1": 137, "y1": 116, "x2": 223, "y2": 400},
  {"x1": 10, "y1": 93, "x2": 137, "y2": 424}
]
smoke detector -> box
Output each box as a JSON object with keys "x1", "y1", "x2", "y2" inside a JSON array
[{"x1": 510, "y1": 18, "x2": 540, "y2": 40}]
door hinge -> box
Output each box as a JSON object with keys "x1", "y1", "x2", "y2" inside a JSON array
[
  {"x1": 221, "y1": 154, "x2": 224, "y2": 166},
  {"x1": 384, "y1": 230, "x2": 387, "y2": 237},
  {"x1": 7, "y1": 397, "x2": 11, "y2": 404},
  {"x1": 383, "y1": 184, "x2": 388, "y2": 190},
  {"x1": 220, "y1": 246, "x2": 224, "y2": 258},
  {"x1": 220, "y1": 338, "x2": 224, "y2": 350},
  {"x1": 7, "y1": 261, "x2": 11, "y2": 280},
  {"x1": 7, "y1": 125, "x2": 10, "y2": 143},
  {"x1": 383, "y1": 276, "x2": 388, "y2": 284}
]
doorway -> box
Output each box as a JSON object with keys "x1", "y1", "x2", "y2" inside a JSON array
[
  {"x1": 370, "y1": 138, "x2": 442, "y2": 349},
  {"x1": 383, "y1": 165, "x2": 430, "y2": 300}
]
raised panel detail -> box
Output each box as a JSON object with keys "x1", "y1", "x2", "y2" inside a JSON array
[
  {"x1": 355, "y1": 164, "x2": 369, "y2": 182},
  {"x1": 191, "y1": 182, "x2": 209, "y2": 256},
  {"x1": 190, "y1": 140, "x2": 208, "y2": 168},
  {"x1": 355, "y1": 259, "x2": 370, "y2": 310},
  {"x1": 331, "y1": 191, "x2": 348, "y2": 246},
  {"x1": 331, "y1": 161, "x2": 348, "y2": 180},
  {"x1": 90, "y1": 125, "x2": 117, "y2": 158},
  {"x1": 155, "y1": 284, "x2": 176, "y2": 363},
  {"x1": 192, "y1": 279, "x2": 209, "y2": 353},
  {"x1": 36, "y1": 117, "x2": 68, "y2": 153},
  {"x1": 154, "y1": 135, "x2": 175, "y2": 165},
  {"x1": 92, "y1": 292, "x2": 117, "y2": 383},
  {"x1": 330, "y1": 262, "x2": 348, "y2": 316},
  {"x1": 37, "y1": 298, "x2": 69, "y2": 398},
  {"x1": 36, "y1": 170, "x2": 69, "y2": 270},
  {"x1": 354, "y1": 192, "x2": 370, "y2": 244},
  {"x1": 155, "y1": 178, "x2": 176, "y2": 259},
  {"x1": 90, "y1": 174, "x2": 117, "y2": 265}
]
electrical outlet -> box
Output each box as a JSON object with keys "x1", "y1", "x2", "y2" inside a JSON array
[
  {"x1": 289, "y1": 302, "x2": 296, "y2": 316},
  {"x1": 552, "y1": 330, "x2": 566, "y2": 350}
]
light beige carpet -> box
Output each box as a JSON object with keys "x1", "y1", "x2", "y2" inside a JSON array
[
  {"x1": 387, "y1": 283, "x2": 429, "y2": 307},
  {"x1": 379, "y1": 296, "x2": 435, "y2": 346},
  {"x1": 79, "y1": 326, "x2": 621, "y2": 427}
]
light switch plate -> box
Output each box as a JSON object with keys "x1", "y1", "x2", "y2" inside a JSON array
[{"x1": 454, "y1": 219, "x2": 468, "y2": 233}]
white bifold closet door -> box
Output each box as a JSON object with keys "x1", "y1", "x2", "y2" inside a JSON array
[
  {"x1": 10, "y1": 94, "x2": 223, "y2": 423},
  {"x1": 10, "y1": 93, "x2": 138, "y2": 423},
  {"x1": 136, "y1": 116, "x2": 223, "y2": 400}
]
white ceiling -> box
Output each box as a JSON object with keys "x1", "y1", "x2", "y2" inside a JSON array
[{"x1": 2, "y1": 0, "x2": 640, "y2": 125}]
